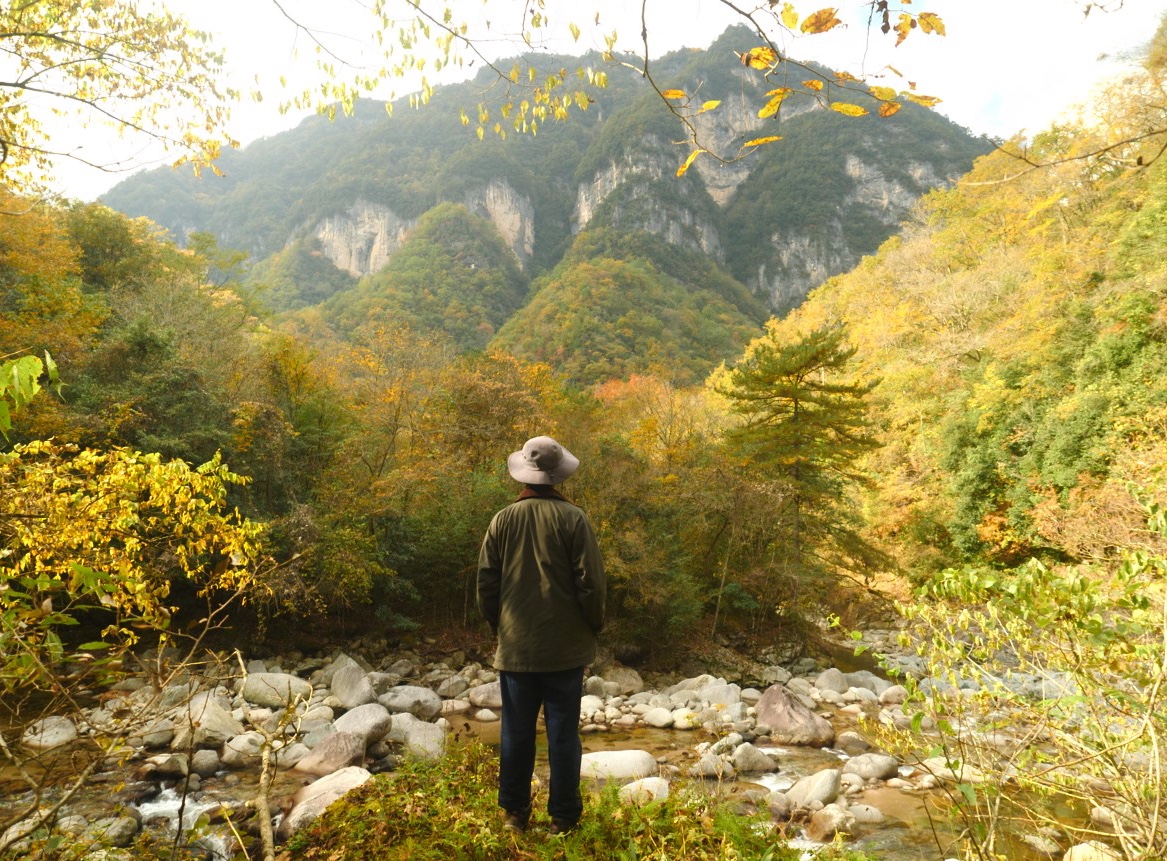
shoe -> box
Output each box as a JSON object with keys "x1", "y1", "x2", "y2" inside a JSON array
[
  {"x1": 548, "y1": 818, "x2": 576, "y2": 835},
  {"x1": 503, "y1": 809, "x2": 530, "y2": 833}
]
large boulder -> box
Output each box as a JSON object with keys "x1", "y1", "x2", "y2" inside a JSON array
[
  {"x1": 170, "y1": 692, "x2": 244, "y2": 749},
  {"x1": 240, "y1": 673, "x2": 313, "y2": 709},
  {"x1": 293, "y1": 731, "x2": 366, "y2": 777},
  {"x1": 785, "y1": 768, "x2": 841, "y2": 808},
  {"x1": 604, "y1": 666, "x2": 645, "y2": 696},
  {"x1": 619, "y1": 777, "x2": 669, "y2": 805},
  {"x1": 277, "y1": 766, "x2": 372, "y2": 839},
  {"x1": 21, "y1": 716, "x2": 78, "y2": 750},
  {"x1": 331, "y1": 665, "x2": 376, "y2": 709},
  {"x1": 467, "y1": 682, "x2": 502, "y2": 710},
  {"x1": 333, "y1": 703, "x2": 393, "y2": 743},
  {"x1": 731, "y1": 743, "x2": 779, "y2": 774},
  {"x1": 756, "y1": 684, "x2": 835, "y2": 747},
  {"x1": 842, "y1": 753, "x2": 900, "y2": 781},
  {"x1": 378, "y1": 685, "x2": 442, "y2": 720},
  {"x1": 581, "y1": 750, "x2": 658, "y2": 782}
]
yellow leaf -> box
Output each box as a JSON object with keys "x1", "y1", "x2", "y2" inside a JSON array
[
  {"x1": 878, "y1": 101, "x2": 902, "y2": 117},
  {"x1": 677, "y1": 149, "x2": 705, "y2": 177},
  {"x1": 739, "y1": 46, "x2": 779, "y2": 70},
  {"x1": 894, "y1": 13, "x2": 912, "y2": 46},
  {"x1": 758, "y1": 87, "x2": 792, "y2": 118},
  {"x1": 803, "y1": 79, "x2": 825, "y2": 92},
  {"x1": 742, "y1": 135, "x2": 783, "y2": 148},
  {"x1": 700, "y1": 100, "x2": 721, "y2": 111},
  {"x1": 801, "y1": 8, "x2": 842, "y2": 34},
  {"x1": 918, "y1": 13, "x2": 946, "y2": 36},
  {"x1": 569, "y1": 22, "x2": 581, "y2": 41},
  {"x1": 905, "y1": 92, "x2": 941, "y2": 107},
  {"x1": 662, "y1": 88, "x2": 688, "y2": 100},
  {"x1": 780, "y1": 2, "x2": 799, "y2": 29},
  {"x1": 868, "y1": 85, "x2": 897, "y2": 101},
  {"x1": 829, "y1": 102, "x2": 869, "y2": 117},
  {"x1": 835, "y1": 71, "x2": 860, "y2": 83}
]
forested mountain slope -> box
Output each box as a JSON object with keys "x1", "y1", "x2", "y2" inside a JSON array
[
  {"x1": 101, "y1": 25, "x2": 989, "y2": 324},
  {"x1": 771, "y1": 111, "x2": 1167, "y2": 576}
]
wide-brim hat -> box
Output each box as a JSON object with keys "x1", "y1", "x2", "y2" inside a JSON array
[{"x1": 507, "y1": 436, "x2": 579, "y2": 485}]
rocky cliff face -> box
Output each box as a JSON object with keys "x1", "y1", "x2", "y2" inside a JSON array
[
  {"x1": 574, "y1": 139, "x2": 723, "y2": 261},
  {"x1": 312, "y1": 201, "x2": 415, "y2": 277},
  {"x1": 311, "y1": 179, "x2": 536, "y2": 278}
]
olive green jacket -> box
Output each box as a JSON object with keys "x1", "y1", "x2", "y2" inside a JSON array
[{"x1": 477, "y1": 493, "x2": 606, "y2": 672}]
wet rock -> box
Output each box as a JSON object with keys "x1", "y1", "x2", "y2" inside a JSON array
[
  {"x1": 191, "y1": 749, "x2": 220, "y2": 777},
  {"x1": 806, "y1": 803, "x2": 855, "y2": 842},
  {"x1": 731, "y1": 743, "x2": 779, "y2": 774},
  {"x1": 767, "y1": 790, "x2": 793, "y2": 821},
  {"x1": 689, "y1": 752, "x2": 735, "y2": 780},
  {"x1": 785, "y1": 768, "x2": 841, "y2": 808},
  {"x1": 86, "y1": 815, "x2": 140, "y2": 848},
  {"x1": 141, "y1": 752, "x2": 189, "y2": 778}
]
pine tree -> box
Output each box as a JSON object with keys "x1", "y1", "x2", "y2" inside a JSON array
[{"x1": 716, "y1": 323, "x2": 887, "y2": 609}]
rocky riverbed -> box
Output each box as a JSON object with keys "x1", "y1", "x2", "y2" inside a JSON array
[{"x1": 1, "y1": 636, "x2": 1119, "y2": 861}]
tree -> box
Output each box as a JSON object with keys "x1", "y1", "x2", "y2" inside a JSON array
[
  {"x1": 0, "y1": 0, "x2": 235, "y2": 192},
  {"x1": 714, "y1": 323, "x2": 887, "y2": 610}
]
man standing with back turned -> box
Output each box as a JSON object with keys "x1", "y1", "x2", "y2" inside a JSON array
[{"x1": 477, "y1": 435, "x2": 606, "y2": 835}]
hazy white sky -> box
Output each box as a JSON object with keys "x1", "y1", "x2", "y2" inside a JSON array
[{"x1": 44, "y1": 0, "x2": 1166, "y2": 201}]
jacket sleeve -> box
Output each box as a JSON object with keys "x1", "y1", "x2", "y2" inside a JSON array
[
  {"x1": 476, "y1": 516, "x2": 502, "y2": 631},
  {"x1": 571, "y1": 513, "x2": 606, "y2": 632}
]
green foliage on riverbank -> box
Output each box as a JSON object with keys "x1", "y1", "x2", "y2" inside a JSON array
[{"x1": 280, "y1": 738, "x2": 873, "y2": 861}]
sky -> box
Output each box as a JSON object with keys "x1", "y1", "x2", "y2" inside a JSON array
[{"x1": 44, "y1": 0, "x2": 1167, "y2": 201}]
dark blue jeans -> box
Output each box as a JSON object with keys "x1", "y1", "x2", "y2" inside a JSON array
[{"x1": 498, "y1": 666, "x2": 585, "y2": 824}]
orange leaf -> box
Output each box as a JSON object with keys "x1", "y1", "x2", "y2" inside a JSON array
[
  {"x1": 742, "y1": 135, "x2": 783, "y2": 148},
  {"x1": 801, "y1": 8, "x2": 843, "y2": 34},
  {"x1": 918, "y1": 13, "x2": 946, "y2": 36},
  {"x1": 677, "y1": 148, "x2": 705, "y2": 177},
  {"x1": 758, "y1": 87, "x2": 792, "y2": 118},
  {"x1": 829, "y1": 102, "x2": 869, "y2": 117},
  {"x1": 662, "y1": 88, "x2": 687, "y2": 100},
  {"x1": 803, "y1": 79, "x2": 825, "y2": 92},
  {"x1": 878, "y1": 101, "x2": 902, "y2": 117},
  {"x1": 739, "y1": 46, "x2": 779, "y2": 70}
]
